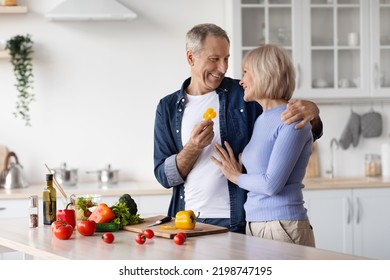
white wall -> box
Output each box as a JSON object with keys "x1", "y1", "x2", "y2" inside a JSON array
[
  {"x1": 0, "y1": 0, "x2": 228, "y2": 184},
  {"x1": 1, "y1": 0, "x2": 390, "y2": 186}
]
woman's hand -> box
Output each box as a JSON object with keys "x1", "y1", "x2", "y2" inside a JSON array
[{"x1": 211, "y1": 141, "x2": 242, "y2": 184}]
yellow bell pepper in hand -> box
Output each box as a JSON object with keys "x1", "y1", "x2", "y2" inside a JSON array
[
  {"x1": 175, "y1": 210, "x2": 199, "y2": 230},
  {"x1": 203, "y1": 108, "x2": 217, "y2": 120}
]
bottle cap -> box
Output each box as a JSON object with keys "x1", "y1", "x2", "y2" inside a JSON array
[
  {"x1": 29, "y1": 195, "x2": 38, "y2": 208},
  {"x1": 46, "y1": 174, "x2": 53, "y2": 181}
]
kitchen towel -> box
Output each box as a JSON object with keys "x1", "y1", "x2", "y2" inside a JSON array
[
  {"x1": 382, "y1": 142, "x2": 390, "y2": 177},
  {"x1": 339, "y1": 111, "x2": 361, "y2": 150},
  {"x1": 361, "y1": 111, "x2": 382, "y2": 138}
]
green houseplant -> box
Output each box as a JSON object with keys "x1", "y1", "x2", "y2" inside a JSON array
[{"x1": 5, "y1": 34, "x2": 35, "y2": 126}]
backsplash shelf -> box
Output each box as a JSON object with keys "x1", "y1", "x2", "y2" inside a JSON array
[
  {"x1": 0, "y1": 50, "x2": 10, "y2": 59},
  {"x1": 0, "y1": 5, "x2": 28, "y2": 14}
]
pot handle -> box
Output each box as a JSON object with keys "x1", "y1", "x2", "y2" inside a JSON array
[{"x1": 4, "y1": 151, "x2": 19, "y2": 171}]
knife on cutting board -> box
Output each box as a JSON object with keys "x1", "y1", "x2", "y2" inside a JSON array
[{"x1": 145, "y1": 216, "x2": 172, "y2": 228}]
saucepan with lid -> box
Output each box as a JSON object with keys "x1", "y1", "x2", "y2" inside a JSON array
[
  {"x1": 51, "y1": 162, "x2": 78, "y2": 186},
  {"x1": 86, "y1": 164, "x2": 119, "y2": 185}
]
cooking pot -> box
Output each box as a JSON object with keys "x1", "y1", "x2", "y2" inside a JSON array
[
  {"x1": 86, "y1": 164, "x2": 119, "y2": 185},
  {"x1": 51, "y1": 162, "x2": 78, "y2": 186},
  {"x1": 0, "y1": 151, "x2": 28, "y2": 189}
]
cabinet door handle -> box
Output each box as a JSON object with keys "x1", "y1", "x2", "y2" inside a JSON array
[
  {"x1": 296, "y1": 64, "x2": 302, "y2": 89},
  {"x1": 346, "y1": 198, "x2": 352, "y2": 224},
  {"x1": 355, "y1": 197, "x2": 361, "y2": 224},
  {"x1": 0, "y1": 207, "x2": 6, "y2": 211}
]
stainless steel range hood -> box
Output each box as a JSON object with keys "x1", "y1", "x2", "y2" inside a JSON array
[{"x1": 46, "y1": 0, "x2": 137, "y2": 21}]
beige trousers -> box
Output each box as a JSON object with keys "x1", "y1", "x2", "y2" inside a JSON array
[{"x1": 246, "y1": 220, "x2": 316, "y2": 247}]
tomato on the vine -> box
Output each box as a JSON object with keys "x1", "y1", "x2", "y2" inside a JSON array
[
  {"x1": 143, "y1": 229, "x2": 154, "y2": 239},
  {"x1": 77, "y1": 220, "x2": 96, "y2": 236},
  {"x1": 102, "y1": 232, "x2": 115, "y2": 244},
  {"x1": 53, "y1": 223, "x2": 74, "y2": 240},
  {"x1": 173, "y1": 234, "x2": 185, "y2": 245},
  {"x1": 135, "y1": 233, "x2": 146, "y2": 245}
]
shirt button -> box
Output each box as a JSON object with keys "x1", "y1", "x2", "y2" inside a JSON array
[
  {"x1": 178, "y1": 108, "x2": 182, "y2": 112},
  {"x1": 240, "y1": 109, "x2": 244, "y2": 113},
  {"x1": 181, "y1": 98, "x2": 184, "y2": 102},
  {"x1": 180, "y1": 196, "x2": 183, "y2": 199},
  {"x1": 176, "y1": 130, "x2": 179, "y2": 133}
]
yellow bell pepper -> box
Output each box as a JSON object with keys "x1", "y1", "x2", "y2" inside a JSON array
[
  {"x1": 203, "y1": 108, "x2": 217, "y2": 120},
  {"x1": 175, "y1": 210, "x2": 198, "y2": 230}
]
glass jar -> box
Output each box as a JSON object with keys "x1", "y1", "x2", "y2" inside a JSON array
[{"x1": 365, "y1": 154, "x2": 381, "y2": 177}]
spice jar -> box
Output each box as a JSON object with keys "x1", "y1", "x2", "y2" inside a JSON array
[
  {"x1": 29, "y1": 195, "x2": 38, "y2": 228},
  {"x1": 365, "y1": 154, "x2": 381, "y2": 177}
]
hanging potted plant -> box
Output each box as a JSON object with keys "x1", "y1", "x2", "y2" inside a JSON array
[{"x1": 5, "y1": 34, "x2": 35, "y2": 126}]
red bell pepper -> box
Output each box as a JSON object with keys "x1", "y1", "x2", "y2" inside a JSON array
[{"x1": 56, "y1": 203, "x2": 76, "y2": 229}]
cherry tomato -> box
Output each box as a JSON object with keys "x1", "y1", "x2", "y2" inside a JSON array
[
  {"x1": 77, "y1": 220, "x2": 96, "y2": 236},
  {"x1": 135, "y1": 233, "x2": 146, "y2": 245},
  {"x1": 143, "y1": 229, "x2": 155, "y2": 239},
  {"x1": 173, "y1": 234, "x2": 185, "y2": 245},
  {"x1": 102, "y1": 232, "x2": 115, "y2": 244},
  {"x1": 51, "y1": 221, "x2": 64, "y2": 232},
  {"x1": 53, "y1": 223, "x2": 74, "y2": 240},
  {"x1": 176, "y1": 232, "x2": 187, "y2": 241}
]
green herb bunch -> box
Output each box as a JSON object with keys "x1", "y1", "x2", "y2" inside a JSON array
[{"x1": 5, "y1": 34, "x2": 35, "y2": 126}]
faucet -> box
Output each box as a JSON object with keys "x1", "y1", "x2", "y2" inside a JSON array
[{"x1": 326, "y1": 138, "x2": 339, "y2": 178}]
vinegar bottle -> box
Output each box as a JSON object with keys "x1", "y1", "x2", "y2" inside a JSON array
[{"x1": 43, "y1": 174, "x2": 57, "y2": 225}]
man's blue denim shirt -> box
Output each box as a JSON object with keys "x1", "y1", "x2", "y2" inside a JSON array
[{"x1": 153, "y1": 77, "x2": 262, "y2": 233}]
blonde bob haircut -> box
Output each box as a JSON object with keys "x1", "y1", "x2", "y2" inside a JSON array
[{"x1": 242, "y1": 44, "x2": 296, "y2": 101}]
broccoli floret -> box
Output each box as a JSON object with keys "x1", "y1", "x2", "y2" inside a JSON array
[{"x1": 119, "y1": 194, "x2": 138, "y2": 215}]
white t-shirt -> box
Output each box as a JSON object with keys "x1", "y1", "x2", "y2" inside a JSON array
[{"x1": 181, "y1": 91, "x2": 230, "y2": 218}]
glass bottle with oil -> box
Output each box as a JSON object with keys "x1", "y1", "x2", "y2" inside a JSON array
[{"x1": 43, "y1": 174, "x2": 56, "y2": 225}]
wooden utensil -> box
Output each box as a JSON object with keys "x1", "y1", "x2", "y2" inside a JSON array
[
  {"x1": 44, "y1": 163, "x2": 68, "y2": 201},
  {"x1": 0, "y1": 145, "x2": 9, "y2": 173},
  {"x1": 305, "y1": 142, "x2": 319, "y2": 178}
]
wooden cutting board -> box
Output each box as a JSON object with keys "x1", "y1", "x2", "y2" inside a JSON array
[
  {"x1": 123, "y1": 215, "x2": 229, "y2": 239},
  {"x1": 305, "y1": 142, "x2": 319, "y2": 178},
  {"x1": 0, "y1": 145, "x2": 9, "y2": 173}
]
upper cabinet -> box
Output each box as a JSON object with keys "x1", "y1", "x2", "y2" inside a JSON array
[{"x1": 230, "y1": 0, "x2": 390, "y2": 102}]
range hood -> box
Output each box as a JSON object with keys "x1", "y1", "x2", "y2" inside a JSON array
[{"x1": 46, "y1": 0, "x2": 137, "y2": 21}]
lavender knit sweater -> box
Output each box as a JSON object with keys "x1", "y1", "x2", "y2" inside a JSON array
[{"x1": 237, "y1": 105, "x2": 313, "y2": 222}]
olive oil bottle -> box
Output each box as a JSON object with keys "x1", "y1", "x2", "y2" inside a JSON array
[{"x1": 43, "y1": 174, "x2": 56, "y2": 225}]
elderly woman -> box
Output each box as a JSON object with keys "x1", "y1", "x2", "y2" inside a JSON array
[{"x1": 211, "y1": 44, "x2": 315, "y2": 247}]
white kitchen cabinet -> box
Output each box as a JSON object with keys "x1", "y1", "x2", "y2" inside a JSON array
[
  {"x1": 229, "y1": 0, "x2": 390, "y2": 101},
  {"x1": 303, "y1": 187, "x2": 390, "y2": 259}
]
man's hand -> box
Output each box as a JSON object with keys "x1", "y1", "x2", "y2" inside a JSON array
[
  {"x1": 186, "y1": 119, "x2": 214, "y2": 150},
  {"x1": 176, "y1": 120, "x2": 214, "y2": 179},
  {"x1": 281, "y1": 99, "x2": 320, "y2": 129}
]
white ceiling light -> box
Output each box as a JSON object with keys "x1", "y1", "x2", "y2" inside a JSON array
[{"x1": 46, "y1": 0, "x2": 137, "y2": 21}]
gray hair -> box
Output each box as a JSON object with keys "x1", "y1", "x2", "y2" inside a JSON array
[
  {"x1": 186, "y1": 23, "x2": 230, "y2": 55},
  {"x1": 242, "y1": 44, "x2": 296, "y2": 100}
]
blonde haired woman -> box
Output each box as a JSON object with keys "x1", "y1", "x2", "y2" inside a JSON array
[{"x1": 211, "y1": 44, "x2": 315, "y2": 247}]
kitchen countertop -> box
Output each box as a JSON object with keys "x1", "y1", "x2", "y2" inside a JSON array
[
  {"x1": 0, "y1": 181, "x2": 171, "y2": 200},
  {"x1": 0, "y1": 218, "x2": 366, "y2": 260},
  {"x1": 303, "y1": 176, "x2": 390, "y2": 190}
]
